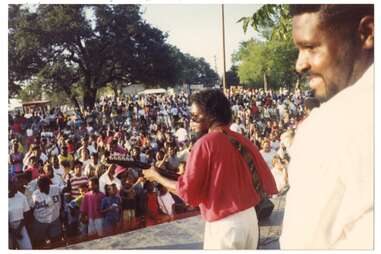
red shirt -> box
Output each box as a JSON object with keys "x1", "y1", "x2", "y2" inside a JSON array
[
  {"x1": 25, "y1": 166, "x2": 40, "y2": 180},
  {"x1": 67, "y1": 143, "x2": 74, "y2": 154},
  {"x1": 176, "y1": 126, "x2": 277, "y2": 222},
  {"x1": 147, "y1": 192, "x2": 159, "y2": 217}
]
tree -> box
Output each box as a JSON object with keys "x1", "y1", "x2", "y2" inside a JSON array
[
  {"x1": 226, "y1": 65, "x2": 240, "y2": 87},
  {"x1": 9, "y1": 4, "x2": 180, "y2": 109},
  {"x1": 233, "y1": 39, "x2": 297, "y2": 89},
  {"x1": 238, "y1": 4, "x2": 292, "y2": 42},
  {"x1": 169, "y1": 47, "x2": 218, "y2": 86}
]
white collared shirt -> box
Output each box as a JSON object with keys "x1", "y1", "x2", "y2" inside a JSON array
[{"x1": 280, "y1": 65, "x2": 374, "y2": 249}]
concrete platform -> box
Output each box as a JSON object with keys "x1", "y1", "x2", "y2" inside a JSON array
[{"x1": 60, "y1": 195, "x2": 286, "y2": 250}]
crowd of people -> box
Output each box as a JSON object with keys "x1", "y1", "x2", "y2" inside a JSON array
[{"x1": 8, "y1": 86, "x2": 310, "y2": 249}]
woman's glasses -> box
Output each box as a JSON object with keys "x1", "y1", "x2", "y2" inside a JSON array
[{"x1": 190, "y1": 113, "x2": 205, "y2": 123}]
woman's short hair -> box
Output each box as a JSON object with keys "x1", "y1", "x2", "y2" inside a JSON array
[{"x1": 190, "y1": 89, "x2": 232, "y2": 125}]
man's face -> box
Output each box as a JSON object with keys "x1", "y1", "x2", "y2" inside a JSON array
[
  {"x1": 263, "y1": 141, "x2": 271, "y2": 152},
  {"x1": 169, "y1": 147, "x2": 176, "y2": 156},
  {"x1": 89, "y1": 181, "x2": 98, "y2": 192},
  {"x1": 293, "y1": 12, "x2": 357, "y2": 102},
  {"x1": 74, "y1": 165, "x2": 82, "y2": 176},
  {"x1": 91, "y1": 155, "x2": 98, "y2": 164}
]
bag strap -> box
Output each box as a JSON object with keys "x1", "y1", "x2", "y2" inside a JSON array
[{"x1": 221, "y1": 129, "x2": 266, "y2": 199}]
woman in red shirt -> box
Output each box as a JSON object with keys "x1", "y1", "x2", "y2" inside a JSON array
[{"x1": 143, "y1": 89, "x2": 277, "y2": 250}]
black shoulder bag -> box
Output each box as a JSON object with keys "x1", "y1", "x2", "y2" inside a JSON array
[{"x1": 222, "y1": 130, "x2": 274, "y2": 221}]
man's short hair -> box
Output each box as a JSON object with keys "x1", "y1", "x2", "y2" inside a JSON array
[
  {"x1": 190, "y1": 89, "x2": 232, "y2": 125},
  {"x1": 37, "y1": 176, "x2": 51, "y2": 189},
  {"x1": 89, "y1": 176, "x2": 99, "y2": 185},
  {"x1": 289, "y1": 4, "x2": 374, "y2": 30},
  {"x1": 73, "y1": 160, "x2": 83, "y2": 167}
]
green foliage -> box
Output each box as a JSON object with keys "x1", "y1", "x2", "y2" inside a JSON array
[
  {"x1": 169, "y1": 46, "x2": 218, "y2": 86},
  {"x1": 234, "y1": 4, "x2": 298, "y2": 90},
  {"x1": 17, "y1": 80, "x2": 43, "y2": 102},
  {"x1": 233, "y1": 39, "x2": 297, "y2": 89},
  {"x1": 238, "y1": 4, "x2": 292, "y2": 42},
  {"x1": 9, "y1": 4, "x2": 219, "y2": 108}
]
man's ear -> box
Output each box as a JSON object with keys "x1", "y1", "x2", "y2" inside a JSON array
[{"x1": 358, "y1": 15, "x2": 374, "y2": 50}]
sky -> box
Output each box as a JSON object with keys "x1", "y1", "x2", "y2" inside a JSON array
[{"x1": 141, "y1": 4, "x2": 262, "y2": 75}]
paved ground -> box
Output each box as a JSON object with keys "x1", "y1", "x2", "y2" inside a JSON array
[{"x1": 61, "y1": 194, "x2": 286, "y2": 250}]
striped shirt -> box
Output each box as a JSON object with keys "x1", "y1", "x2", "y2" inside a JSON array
[{"x1": 69, "y1": 175, "x2": 88, "y2": 198}]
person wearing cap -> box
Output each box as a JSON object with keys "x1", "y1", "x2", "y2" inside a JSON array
[{"x1": 114, "y1": 165, "x2": 128, "y2": 182}]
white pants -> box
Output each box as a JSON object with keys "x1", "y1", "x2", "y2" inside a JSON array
[
  {"x1": 203, "y1": 207, "x2": 259, "y2": 250},
  {"x1": 88, "y1": 218, "x2": 104, "y2": 236}
]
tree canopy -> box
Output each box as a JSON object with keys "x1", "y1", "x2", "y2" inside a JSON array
[
  {"x1": 9, "y1": 4, "x2": 218, "y2": 109},
  {"x1": 233, "y1": 39, "x2": 297, "y2": 89}
]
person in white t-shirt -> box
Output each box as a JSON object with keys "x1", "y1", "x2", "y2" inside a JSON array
[
  {"x1": 229, "y1": 117, "x2": 245, "y2": 134},
  {"x1": 270, "y1": 156, "x2": 288, "y2": 194},
  {"x1": 30, "y1": 176, "x2": 62, "y2": 248},
  {"x1": 78, "y1": 147, "x2": 92, "y2": 170},
  {"x1": 175, "y1": 124, "x2": 188, "y2": 144},
  {"x1": 8, "y1": 180, "x2": 32, "y2": 249},
  {"x1": 259, "y1": 139, "x2": 277, "y2": 169},
  {"x1": 51, "y1": 155, "x2": 65, "y2": 180},
  {"x1": 99, "y1": 164, "x2": 122, "y2": 194},
  {"x1": 42, "y1": 163, "x2": 66, "y2": 192}
]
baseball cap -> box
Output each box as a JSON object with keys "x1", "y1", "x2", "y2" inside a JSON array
[{"x1": 114, "y1": 165, "x2": 126, "y2": 177}]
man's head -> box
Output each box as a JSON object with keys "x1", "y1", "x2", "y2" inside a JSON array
[
  {"x1": 189, "y1": 89, "x2": 232, "y2": 134},
  {"x1": 61, "y1": 145, "x2": 68, "y2": 155},
  {"x1": 262, "y1": 139, "x2": 271, "y2": 152},
  {"x1": 43, "y1": 163, "x2": 54, "y2": 178},
  {"x1": 37, "y1": 176, "x2": 51, "y2": 194},
  {"x1": 8, "y1": 179, "x2": 18, "y2": 198},
  {"x1": 73, "y1": 160, "x2": 83, "y2": 176},
  {"x1": 168, "y1": 145, "x2": 177, "y2": 157},
  {"x1": 79, "y1": 183, "x2": 89, "y2": 195},
  {"x1": 81, "y1": 148, "x2": 90, "y2": 160},
  {"x1": 144, "y1": 181, "x2": 154, "y2": 193},
  {"x1": 91, "y1": 152, "x2": 98, "y2": 164},
  {"x1": 105, "y1": 183, "x2": 117, "y2": 197},
  {"x1": 88, "y1": 176, "x2": 99, "y2": 192},
  {"x1": 290, "y1": 4, "x2": 374, "y2": 102}
]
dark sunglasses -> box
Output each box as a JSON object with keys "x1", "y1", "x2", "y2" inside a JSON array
[{"x1": 190, "y1": 114, "x2": 205, "y2": 123}]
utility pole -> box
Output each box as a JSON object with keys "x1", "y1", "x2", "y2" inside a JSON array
[
  {"x1": 221, "y1": 4, "x2": 228, "y2": 97},
  {"x1": 214, "y1": 55, "x2": 218, "y2": 75}
]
